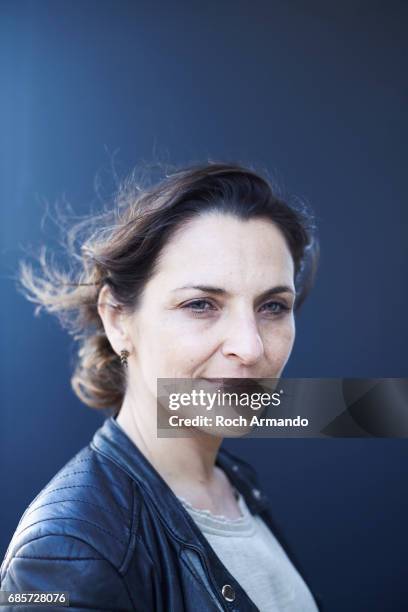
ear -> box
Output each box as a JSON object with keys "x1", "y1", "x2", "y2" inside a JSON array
[{"x1": 97, "y1": 285, "x2": 132, "y2": 357}]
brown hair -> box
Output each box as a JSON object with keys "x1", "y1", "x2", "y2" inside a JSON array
[{"x1": 17, "y1": 162, "x2": 319, "y2": 412}]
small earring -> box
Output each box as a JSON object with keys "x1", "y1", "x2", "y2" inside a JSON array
[{"x1": 120, "y1": 349, "x2": 129, "y2": 368}]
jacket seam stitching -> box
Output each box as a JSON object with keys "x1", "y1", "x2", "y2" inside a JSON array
[
  {"x1": 22, "y1": 498, "x2": 128, "y2": 523},
  {"x1": 42, "y1": 482, "x2": 129, "y2": 499},
  {"x1": 13, "y1": 537, "x2": 134, "y2": 610},
  {"x1": 14, "y1": 556, "x2": 103, "y2": 561},
  {"x1": 15, "y1": 517, "x2": 127, "y2": 545},
  {"x1": 119, "y1": 481, "x2": 138, "y2": 574},
  {"x1": 1, "y1": 534, "x2": 107, "y2": 579},
  {"x1": 51, "y1": 469, "x2": 123, "y2": 482}
]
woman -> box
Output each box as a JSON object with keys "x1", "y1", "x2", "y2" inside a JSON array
[{"x1": 1, "y1": 163, "x2": 322, "y2": 611}]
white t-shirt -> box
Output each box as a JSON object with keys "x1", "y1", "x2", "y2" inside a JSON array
[{"x1": 177, "y1": 490, "x2": 318, "y2": 612}]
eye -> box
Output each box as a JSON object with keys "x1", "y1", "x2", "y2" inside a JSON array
[
  {"x1": 259, "y1": 301, "x2": 291, "y2": 316},
  {"x1": 181, "y1": 299, "x2": 217, "y2": 315}
]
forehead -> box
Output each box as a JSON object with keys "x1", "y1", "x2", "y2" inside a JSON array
[{"x1": 153, "y1": 213, "x2": 295, "y2": 290}]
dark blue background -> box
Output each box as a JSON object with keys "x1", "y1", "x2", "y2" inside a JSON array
[{"x1": 1, "y1": 1, "x2": 407, "y2": 610}]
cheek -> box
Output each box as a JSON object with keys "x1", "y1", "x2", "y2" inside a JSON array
[
  {"x1": 139, "y1": 316, "x2": 214, "y2": 376},
  {"x1": 166, "y1": 332, "x2": 215, "y2": 374},
  {"x1": 263, "y1": 319, "x2": 295, "y2": 365}
]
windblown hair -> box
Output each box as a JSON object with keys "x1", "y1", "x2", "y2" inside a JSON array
[{"x1": 18, "y1": 162, "x2": 319, "y2": 413}]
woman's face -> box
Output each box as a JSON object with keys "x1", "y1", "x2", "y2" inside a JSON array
[{"x1": 126, "y1": 212, "x2": 296, "y2": 395}]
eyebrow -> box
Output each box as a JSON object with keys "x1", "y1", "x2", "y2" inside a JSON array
[{"x1": 172, "y1": 284, "x2": 296, "y2": 300}]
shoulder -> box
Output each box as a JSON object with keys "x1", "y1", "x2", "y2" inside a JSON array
[
  {"x1": 0, "y1": 444, "x2": 157, "y2": 609},
  {"x1": 1, "y1": 443, "x2": 144, "y2": 579}
]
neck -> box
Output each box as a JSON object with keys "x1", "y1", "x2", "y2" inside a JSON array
[{"x1": 116, "y1": 378, "x2": 223, "y2": 494}]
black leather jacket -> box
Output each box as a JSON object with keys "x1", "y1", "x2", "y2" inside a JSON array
[{"x1": 1, "y1": 416, "x2": 322, "y2": 611}]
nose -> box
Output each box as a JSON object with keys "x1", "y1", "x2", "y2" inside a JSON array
[{"x1": 221, "y1": 311, "x2": 264, "y2": 366}]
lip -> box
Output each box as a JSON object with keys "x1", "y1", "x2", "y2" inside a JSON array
[
  {"x1": 200, "y1": 377, "x2": 266, "y2": 392},
  {"x1": 200, "y1": 377, "x2": 244, "y2": 387},
  {"x1": 200, "y1": 376, "x2": 254, "y2": 382}
]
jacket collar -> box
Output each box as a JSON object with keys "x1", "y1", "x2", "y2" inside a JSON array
[
  {"x1": 90, "y1": 416, "x2": 323, "y2": 612},
  {"x1": 91, "y1": 415, "x2": 270, "y2": 546}
]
